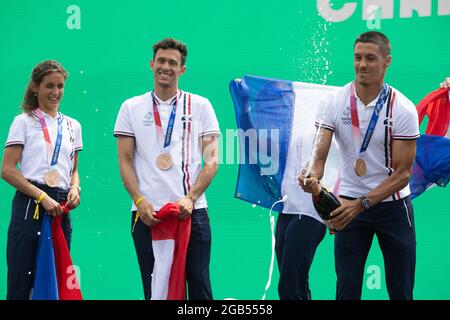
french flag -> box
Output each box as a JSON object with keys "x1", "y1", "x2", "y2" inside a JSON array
[
  {"x1": 229, "y1": 75, "x2": 449, "y2": 209},
  {"x1": 32, "y1": 205, "x2": 82, "y2": 300},
  {"x1": 229, "y1": 75, "x2": 341, "y2": 212},
  {"x1": 410, "y1": 87, "x2": 450, "y2": 199},
  {"x1": 150, "y1": 202, "x2": 191, "y2": 300}
]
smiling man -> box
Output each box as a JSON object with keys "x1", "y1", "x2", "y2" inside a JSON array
[
  {"x1": 299, "y1": 31, "x2": 419, "y2": 300},
  {"x1": 114, "y1": 38, "x2": 220, "y2": 300}
]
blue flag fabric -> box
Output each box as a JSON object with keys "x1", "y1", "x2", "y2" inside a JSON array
[
  {"x1": 229, "y1": 75, "x2": 448, "y2": 211},
  {"x1": 32, "y1": 214, "x2": 59, "y2": 300},
  {"x1": 410, "y1": 134, "x2": 450, "y2": 199},
  {"x1": 230, "y1": 75, "x2": 295, "y2": 212}
]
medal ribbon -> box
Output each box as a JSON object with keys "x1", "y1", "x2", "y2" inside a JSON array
[
  {"x1": 35, "y1": 108, "x2": 63, "y2": 167},
  {"x1": 350, "y1": 82, "x2": 389, "y2": 155},
  {"x1": 151, "y1": 91, "x2": 179, "y2": 152}
]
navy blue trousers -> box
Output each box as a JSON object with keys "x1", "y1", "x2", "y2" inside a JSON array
[
  {"x1": 6, "y1": 185, "x2": 71, "y2": 300},
  {"x1": 335, "y1": 196, "x2": 416, "y2": 300},
  {"x1": 275, "y1": 213, "x2": 326, "y2": 300},
  {"x1": 131, "y1": 208, "x2": 213, "y2": 300}
]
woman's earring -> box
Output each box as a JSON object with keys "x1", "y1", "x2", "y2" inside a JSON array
[{"x1": 34, "y1": 92, "x2": 37, "y2": 97}]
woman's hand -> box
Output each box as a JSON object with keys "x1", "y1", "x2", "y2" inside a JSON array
[
  {"x1": 66, "y1": 186, "x2": 81, "y2": 209},
  {"x1": 40, "y1": 194, "x2": 63, "y2": 217}
]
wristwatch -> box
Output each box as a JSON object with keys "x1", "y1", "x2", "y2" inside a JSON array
[{"x1": 359, "y1": 196, "x2": 372, "y2": 210}]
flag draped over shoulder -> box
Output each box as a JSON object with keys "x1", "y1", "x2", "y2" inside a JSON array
[
  {"x1": 151, "y1": 202, "x2": 190, "y2": 300},
  {"x1": 229, "y1": 75, "x2": 341, "y2": 211},
  {"x1": 32, "y1": 211, "x2": 82, "y2": 300},
  {"x1": 410, "y1": 88, "x2": 450, "y2": 199}
]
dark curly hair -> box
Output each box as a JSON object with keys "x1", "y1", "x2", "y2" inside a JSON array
[{"x1": 153, "y1": 38, "x2": 188, "y2": 66}]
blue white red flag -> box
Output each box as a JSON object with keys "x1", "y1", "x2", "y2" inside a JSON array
[
  {"x1": 32, "y1": 207, "x2": 82, "y2": 300},
  {"x1": 410, "y1": 87, "x2": 450, "y2": 199},
  {"x1": 229, "y1": 75, "x2": 341, "y2": 212}
]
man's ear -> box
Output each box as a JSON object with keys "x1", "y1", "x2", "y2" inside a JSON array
[
  {"x1": 385, "y1": 55, "x2": 392, "y2": 68},
  {"x1": 180, "y1": 65, "x2": 187, "y2": 76},
  {"x1": 150, "y1": 60, "x2": 155, "y2": 71}
]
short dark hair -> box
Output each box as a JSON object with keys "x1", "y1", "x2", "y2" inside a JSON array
[
  {"x1": 354, "y1": 31, "x2": 391, "y2": 56},
  {"x1": 152, "y1": 38, "x2": 188, "y2": 66}
]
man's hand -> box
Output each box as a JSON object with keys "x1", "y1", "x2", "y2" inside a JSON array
[
  {"x1": 440, "y1": 77, "x2": 450, "y2": 89},
  {"x1": 324, "y1": 198, "x2": 364, "y2": 231},
  {"x1": 177, "y1": 196, "x2": 194, "y2": 219},
  {"x1": 298, "y1": 172, "x2": 321, "y2": 196},
  {"x1": 137, "y1": 198, "x2": 160, "y2": 226}
]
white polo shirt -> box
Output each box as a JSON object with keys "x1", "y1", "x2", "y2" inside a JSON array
[
  {"x1": 315, "y1": 82, "x2": 420, "y2": 201},
  {"x1": 114, "y1": 90, "x2": 220, "y2": 211},
  {"x1": 5, "y1": 111, "x2": 83, "y2": 189},
  {"x1": 281, "y1": 82, "x2": 341, "y2": 223}
]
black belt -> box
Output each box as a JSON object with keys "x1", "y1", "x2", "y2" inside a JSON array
[
  {"x1": 339, "y1": 195, "x2": 356, "y2": 201},
  {"x1": 28, "y1": 181, "x2": 68, "y2": 202}
]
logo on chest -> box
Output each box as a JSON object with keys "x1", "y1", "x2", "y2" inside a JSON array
[
  {"x1": 340, "y1": 106, "x2": 351, "y2": 125},
  {"x1": 383, "y1": 118, "x2": 394, "y2": 128},
  {"x1": 142, "y1": 112, "x2": 154, "y2": 127},
  {"x1": 181, "y1": 114, "x2": 193, "y2": 123}
]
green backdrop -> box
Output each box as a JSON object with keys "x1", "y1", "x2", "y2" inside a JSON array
[{"x1": 1, "y1": 0, "x2": 449, "y2": 300}]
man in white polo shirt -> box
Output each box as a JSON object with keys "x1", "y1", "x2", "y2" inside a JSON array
[
  {"x1": 300, "y1": 31, "x2": 419, "y2": 299},
  {"x1": 114, "y1": 38, "x2": 220, "y2": 300}
]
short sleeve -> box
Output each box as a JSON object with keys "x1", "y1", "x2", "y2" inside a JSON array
[
  {"x1": 393, "y1": 99, "x2": 420, "y2": 140},
  {"x1": 315, "y1": 92, "x2": 336, "y2": 132},
  {"x1": 199, "y1": 99, "x2": 220, "y2": 137},
  {"x1": 114, "y1": 101, "x2": 135, "y2": 137},
  {"x1": 5, "y1": 115, "x2": 27, "y2": 148},
  {"x1": 73, "y1": 119, "x2": 83, "y2": 151}
]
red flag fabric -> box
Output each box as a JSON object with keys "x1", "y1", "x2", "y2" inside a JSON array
[
  {"x1": 150, "y1": 202, "x2": 191, "y2": 300},
  {"x1": 416, "y1": 87, "x2": 450, "y2": 136},
  {"x1": 51, "y1": 203, "x2": 83, "y2": 300}
]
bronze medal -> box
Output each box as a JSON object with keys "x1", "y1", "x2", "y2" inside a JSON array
[
  {"x1": 354, "y1": 158, "x2": 367, "y2": 177},
  {"x1": 156, "y1": 153, "x2": 173, "y2": 170},
  {"x1": 44, "y1": 170, "x2": 60, "y2": 187}
]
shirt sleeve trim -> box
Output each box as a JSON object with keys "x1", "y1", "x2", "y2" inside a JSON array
[
  {"x1": 114, "y1": 131, "x2": 135, "y2": 138},
  {"x1": 198, "y1": 130, "x2": 221, "y2": 137},
  {"x1": 393, "y1": 134, "x2": 420, "y2": 140},
  {"x1": 315, "y1": 122, "x2": 335, "y2": 132},
  {"x1": 5, "y1": 141, "x2": 25, "y2": 147}
]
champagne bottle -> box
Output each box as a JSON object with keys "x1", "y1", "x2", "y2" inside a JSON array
[{"x1": 312, "y1": 186, "x2": 341, "y2": 220}]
